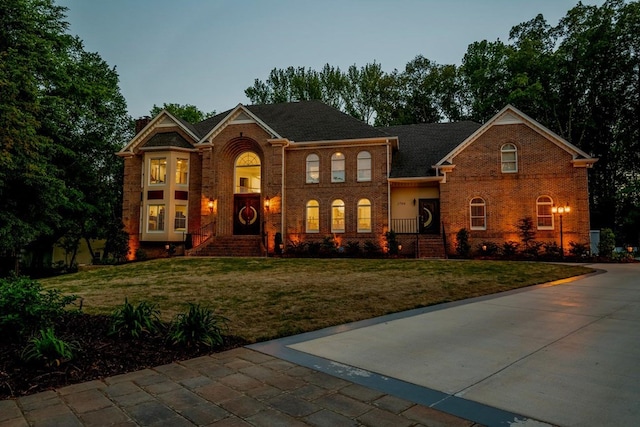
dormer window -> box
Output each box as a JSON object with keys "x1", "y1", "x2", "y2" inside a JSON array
[{"x1": 501, "y1": 143, "x2": 517, "y2": 173}]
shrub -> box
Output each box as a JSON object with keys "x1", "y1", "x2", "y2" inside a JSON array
[
  {"x1": 307, "y1": 241, "x2": 321, "y2": 256},
  {"x1": 477, "y1": 241, "x2": 499, "y2": 256},
  {"x1": 0, "y1": 275, "x2": 77, "y2": 341},
  {"x1": 169, "y1": 303, "x2": 227, "y2": 348},
  {"x1": 110, "y1": 298, "x2": 161, "y2": 339},
  {"x1": 286, "y1": 240, "x2": 307, "y2": 256},
  {"x1": 22, "y1": 327, "x2": 77, "y2": 367},
  {"x1": 320, "y1": 236, "x2": 337, "y2": 257},
  {"x1": 363, "y1": 240, "x2": 381, "y2": 257},
  {"x1": 385, "y1": 230, "x2": 399, "y2": 255},
  {"x1": 455, "y1": 228, "x2": 471, "y2": 258},
  {"x1": 345, "y1": 241, "x2": 361, "y2": 257},
  {"x1": 516, "y1": 217, "x2": 536, "y2": 249},
  {"x1": 521, "y1": 240, "x2": 543, "y2": 258},
  {"x1": 502, "y1": 241, "x2": 519, "y2": 257},
  {"x1": 542, "y1": 241, "x2": 562, "y2": 259},
  {"x1": 598, "y1": 228, "x2": 615, "y2": 258},
  {"x1": 569, "y1": 241, "x2": 590, "y2": 258},
  {"x1": 135, "y1": 248, "x2": 148, "y2": 261}
]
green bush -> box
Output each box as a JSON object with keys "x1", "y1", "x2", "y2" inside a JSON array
[
  {"x1": 0, "y1": 275, "x2": 77, "y2": 340},
  {"x1": 110, "y1": 298, "x2": 161, "y2": 339},
  {"x1": 502, "y1": 241, "x2": 520, "y2": 257},
  {"x1": 385, "y1": 230, "x2": 399, "y2": 255},
  {"x1": 363, "y1": 240, "x2": 381, "y2": 257},
  {"x1": 135, "y1": 248, "x2": 148, "y2": 261},
  {"x1": 542, "y1": 241, "x2": 562, "y2": 258},
  {"x1": 455, "y1": 228, "x2": 471, "y2": 258},
  {"x1": 569, "y1": 241, "x2": 590, "y2": 258},
  {"x1": 598, "y1": 228, "x2": 616, "y2": 258},
  {"x1": 477, "y1": 241, "x2": 499, "y2": 256},
  {"x1": 22, "y1": 327, "x2": 77, "y2": 367},
  {"x1": 169, "y1": 303, "x2": 227, "y2": 348}
]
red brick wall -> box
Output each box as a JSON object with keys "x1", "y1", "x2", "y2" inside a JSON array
[{"x1": 440, "y1": 123, "x2": 591, "y2": 255}]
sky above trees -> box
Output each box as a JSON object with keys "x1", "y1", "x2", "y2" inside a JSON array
[{"x1": 56, "y1": 0, "x2": 604, "y2": 119}]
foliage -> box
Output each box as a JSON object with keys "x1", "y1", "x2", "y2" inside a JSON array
[
  {"x1": 455, "y1": 228, "x2": 471, "y2": 258},
  {"x1": 109, "y1": 298, "x2": 161, "y2": 339},
  {"x1": 521, "y1": 241, "x2": 543, "y2": 258},
  {"x1": 569, "y1": 241, "x2": 590, "y2": 258},
  {"x1": 384, "y1": 230, "x2": 400, "y2": 255},
  {"x1": 478, "y1": 242, "x2": 500, "y2": 256},
  {"x1": 516, "y1": 217, "x2": 536, "y2": 248},
  {"x1": 22, "y1": 327, "x2": 77, "y2": 367},
  {"x1": 502, "y1": 241, "x2": 520, "y2": 257},
  {"x1": 345, "y1": 241, "x2": 361, "y2": 257},
  {"x1": 149, "y1": 103, "x2": 215, "y2": 123},
  {"x1": 542, "y1": 241, "x2": 562, "y2": 258},
  {"x1": 169, "y1": 303, "x2": 227, "y2": 348},
  {"x1": 363, "y1": 240, "x2": 382, "y2": 257},
  {"x1": 598, "y1": 228, "x2": 616, "y2": 258},
  {"x1": 135, "y1": 248, "x2": 148, "y2": 261},
  {"x1": 0, "y1": 275, "x2": 77, "y2": 340},
  {"x1": 320, "y1": 236, "x2": 337, "y2": 257}
]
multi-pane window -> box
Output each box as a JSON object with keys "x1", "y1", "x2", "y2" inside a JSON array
[
  {"x1": 148, "y1": 205, "x2": 165, "y2": 231},
  {"x1": 306, "y1": 154, "x2": 320, "y2": 183},
  {"x1": 331, "y1": 152, "x2": 345, "y2": 183},
  {"x1": 501, "y1": 143, "x2": 517, "y2": 173},
  {"x1": 331, "y1": 199, "x2": 345, "y2": 232},
  {"x1": 470, "y1": 197, "x2": 486, "y2": 230},
  {"x1": 176, "y1": 158, "x2": 189, "y2": 185},
  {"x1": 235, "y1": 152, "x2": 261, "y2": 193},
  {"x1": 174, "y1": 205, "x2": 187, "y2": 231},
  {"x1": 306, "y1": 200, "x2": 320, "y2": 233},
  {"x1": 357, "y1": 199, "x2": 372, "y2": 232},
  {"x1": 357, "y1": 151, "x2": 372, "y2": 182},
  {"x1": 150, "y1": 158, "x2": 167, "y2": 184},
  {"x1": 537, "y1": 196, "x2": 554, "y2": 229}
]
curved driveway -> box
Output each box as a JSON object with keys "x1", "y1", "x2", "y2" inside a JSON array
[{"x1": 251, "y1": 263, "x2": 640, "y2": 426}]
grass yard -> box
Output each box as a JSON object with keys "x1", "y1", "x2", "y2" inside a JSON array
[{"x1": 42, "y1": 258, "x2": 594, "y2": 343}]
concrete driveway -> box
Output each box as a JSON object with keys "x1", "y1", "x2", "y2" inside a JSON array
[{"x1": 250, "y1": 263, "x2": 640, "y2": 426}]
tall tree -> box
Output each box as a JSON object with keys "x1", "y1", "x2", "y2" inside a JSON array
[{"x1": 150, "y1": 103, "x2": 215, "y2": 123}]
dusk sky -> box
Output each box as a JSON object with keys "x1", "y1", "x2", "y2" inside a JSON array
[{"x1": 56, "y1": 0, "x2": 605, "y2": 120}]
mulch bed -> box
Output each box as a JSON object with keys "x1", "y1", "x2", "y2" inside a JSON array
[{"x1": 0, "y1": 313, "x2": 247, "y2": 399}]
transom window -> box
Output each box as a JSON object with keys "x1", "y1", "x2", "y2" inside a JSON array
[
  {"x1": 306, "y1": 200, "x2": 320, "y2": 233},
  {"x1": 357, "y1": 198, "x2": 372, "y2": 232},
  {"x1": 331, "y1": 199, "x2": 345, "y2": 232},
  {"x1": 537, "y1": 196, "x2": 554, "y2": 229},
  {"x1": 235, "y1": 152, "x2": 261, "y2": 193},
  {"x1": 306, "y1": 154, "x2": 320, "y2": 184},
  {"x1": 174, "y1": 205, "x2": 187, "y2": 231},
  {"x1": 149, "y1": 158, "x2": 167, "y2": 185},
  {"x1": 176, "y1": 158, "x2": 189, "y2": 185},
  {"x1": 331, "y1": 152, "x2": 345, "y2": 183},
  {"x1": 148, "y1": 205, "x2": 165, "y2": 231},
  {"x1": 357, "y1": 151, "x2": 372, "y2": 182},
  {"x1": 501, "y1": 143, "x2": 517, "y2": 173},
  {"x1": 470, "y1": 197, "x2": 486, "y2": 230}
]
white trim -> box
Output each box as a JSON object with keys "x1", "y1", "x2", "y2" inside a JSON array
[
  {"x1": 197, "y1": 104, "x2": 282, "y2": 145},
  {"x1": 118, "y1": 110, "x2": 199, "y2": 155}
]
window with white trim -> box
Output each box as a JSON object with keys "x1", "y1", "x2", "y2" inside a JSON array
[
  {"x1": 306, "y1": 154, "x2": 320, "y2": 183},
  {"x1": 174, "y1": 205, "x2": 187, "y2": 231},
  {"x1": 537, "y1": 196, "x2": 554, "y2": 229},
  {"x1": 148, "y1": 205, "x2": 165, "y2": 231},
  {"x1": 149, "y1": 158, "x2": 167, "y2": 185},
  {"x1": 176, "y1": 158, "x2": 189, "y2": 185},
  {"x1": 331, "y1": 152, "x2": 345, "y2": 183},
  {"x1": 357, "y1": 151, "x2": 372, "y2": 182},
  {"x1": 306, "y1": 200, "x2": 319, "y2": 233},
  {"x1": 331, "y1": 199, "x2": 345, "y2": 232},
  {"x1": 357, "y1": 199, "x2": 372, "y2": 232},
  {"x1": 470, "y1": 197, "x2": 486, "y2": 230},
  {"x1": 501, "y1": 143, "x2": 517, "y2": 173}
]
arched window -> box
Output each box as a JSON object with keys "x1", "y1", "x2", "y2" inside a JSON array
[
  {"x1": 331, "y1": 199, "x2": 345, "y2": 232},
  {"x1": 331, "y1": 152, "x2": 345, "y2": 183},
  {"x1": 470, "y1": 197, "x2": 486, "y2": 230},
  {"x1": 537, "y1": 196, "x2": 554, "y2": 229},
  {"x1": 357, "y1": 151, "x2": 372, "y2": 182},
  {"x1": 357, "y1": 199, "x2": 372, "y2": 232},
  {"x1": 306, "y1": 154, "x2": 320, "y2": 184},
  {"x1": 501, "y1": 143, "x2": 517, "y2": 173},
  {"x1": 306, "y1": 200, "x2": 319, "y2": 233},
  {"x1": 235, "y1": 152, "x2": 261, "y2": 193}
]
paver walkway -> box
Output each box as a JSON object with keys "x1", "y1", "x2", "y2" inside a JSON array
[{"x1": 0, "y1": 347, "x2": 478, "y2": 427}]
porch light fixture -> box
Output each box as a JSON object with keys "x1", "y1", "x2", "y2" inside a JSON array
[
  {"x1": 264, "y1": 196, "x2": 270, "y2": 211},
  {"x1": 551, "y1": 203, "x2": 570, "y2": 258},
  {"x1": 207, "y1": 199, "x2": 214, "y2": 213}
]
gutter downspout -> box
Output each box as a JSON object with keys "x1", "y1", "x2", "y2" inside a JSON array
[{"x1": 386, "y1": 140, "x2": 391, "y2": 233}]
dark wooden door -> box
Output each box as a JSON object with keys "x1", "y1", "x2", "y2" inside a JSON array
[
  {"x1": 233, "y1": 194, "x2": 261, "y2": 235},
  {"x1": 419, "y1": 199, "x2": 440, "y2": 234}
]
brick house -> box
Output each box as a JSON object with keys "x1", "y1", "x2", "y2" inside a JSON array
[{"x1": 117, "y1": 101, "x2": 597, "y2": 258}]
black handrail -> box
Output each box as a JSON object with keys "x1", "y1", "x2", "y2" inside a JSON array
[{"x1": 188, "y1": 222, "x2": 215, "y2": 250}]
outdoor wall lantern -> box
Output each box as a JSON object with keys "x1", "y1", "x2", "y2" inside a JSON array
[
  {"x1": 398, "y1": 244, "x2": 403, "y2": 252},
  {"x1": 264, "y1": 196, "x2": 270, "y2": 212},
  {"x1": 207, "y1": 199, "x2": 214, "y2": 213},
  {"x1": 551, "y1": 203, "x2": 571, "y2": 258}
]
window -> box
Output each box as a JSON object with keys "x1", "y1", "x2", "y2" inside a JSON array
[
  {"x1": 148, "y1": 205, "x2": 165, "y2": 231},
  {"x1": 306, "y1": 200, "x2": 319, "y2": 233},
  {"x1": 331, "y1": 199, "x2": 345, "y2": 232},
  {"x1": 176, "y1": 158, "x2": 189, "y2": 185},
  {"x1": 150, "y1": 158, "x2": 167, "y2": 184},
  {"x1": 501, "y1": 143, "x2": 517, "y2": 173},
  {"x1": 357, "y1": 151, "x2": 372, "y2": 182},
  {"x1": 235, "y1": 152, "x2": 261, "y2": 193},
  {"x1": 306, "y1": 154, "x2": 320, "y2": 183},
  {"x1": 331, "y1": 152, "x2": 345, "y2": 183},
  {"x1": 470, "y1": 197, "x2": 486, "y2": 230},
  {"x1": 174, "y1": 205, "x2": 187, "y2": 231},
  {"x1": 357, "y1": 199, "x2": 372, "y2": 232},
  {"x1": 537, "y1": 196, "x2": 554, "y2": 229}
]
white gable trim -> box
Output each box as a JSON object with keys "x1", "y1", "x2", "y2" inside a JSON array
[
  {"x1": 196, "y1": 104, "x2": 282, "y2": 145},
  {"x1": 117, "y1": 110, "x2": 199, "y2": 156},
  {"x1": 436, "y1": 105, "x2": 595, "y2": 166}
]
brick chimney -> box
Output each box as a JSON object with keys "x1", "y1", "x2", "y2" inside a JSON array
[{"x1": 135, "y1": 116, "x2": 151, "y2": 134}]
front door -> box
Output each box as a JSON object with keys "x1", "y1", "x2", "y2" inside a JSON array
[
  {"x1": 419, "y1": 199, "x2": 440, "y2": 234},
  {"x1": 233, "y1": 194, "x2": 261, "y2": 235}
]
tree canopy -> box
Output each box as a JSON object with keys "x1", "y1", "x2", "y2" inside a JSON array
[
  {"x1": 245, "y1": 0, "x2": 640, "y2": 245},
  {"x1": 0, "y1": 0, "x2": 132, "y2": 274},
  {"x1": 149, "y1": 103, "x2": 215, "y2": 123}
]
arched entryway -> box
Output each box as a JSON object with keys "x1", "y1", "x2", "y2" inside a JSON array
[{"x1": 233, "y1": 151, "x2": 261, "y2": 235}]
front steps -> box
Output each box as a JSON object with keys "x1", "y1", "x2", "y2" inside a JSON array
[{"x1": 187, "y1": 236, "x2": 263, "y2": 257}]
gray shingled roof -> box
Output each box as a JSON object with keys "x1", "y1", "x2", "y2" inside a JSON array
[
  {"x1": 141, "y1": 132, "x2": 194, "y2": 149},
  {"x1": 383, "y1": 121, "x2": 481, "y2": 178},
  {"x1": 194, "y1": 100, "x2": 388, "y2": 142}
]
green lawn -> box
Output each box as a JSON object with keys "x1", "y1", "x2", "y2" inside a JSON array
[{"x1": 41, "y1": 258, "x2": 594, "y2": 343}]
